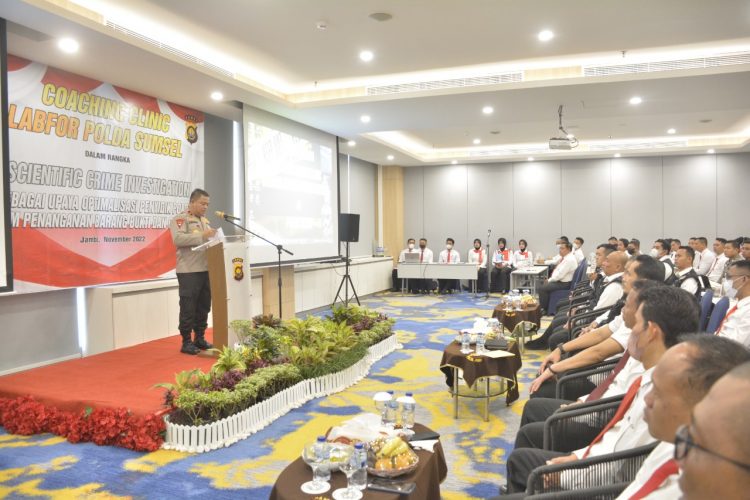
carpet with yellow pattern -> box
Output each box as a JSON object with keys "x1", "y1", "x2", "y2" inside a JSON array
[{"x1": 0, "y1": 292, "x2": 547, "y2": 499}]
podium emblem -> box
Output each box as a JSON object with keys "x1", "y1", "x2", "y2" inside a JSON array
[{"x1": 232, "y1": 257, "x2": 244, "y2": 281}]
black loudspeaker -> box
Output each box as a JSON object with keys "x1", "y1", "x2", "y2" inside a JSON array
[{"x1": 339, "y1": 213, "x2": 360, "y2": 242}]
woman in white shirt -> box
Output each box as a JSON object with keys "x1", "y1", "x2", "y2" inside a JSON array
[
  {"x1": 467, "y1": 238, "x2": 488, "y2": 292},
  {"x1": 490, "y1": 237, "x2": 513, "y2": 293},
  {"x1": 512, "y1": 239, "x2": 533, "y2": 269}
]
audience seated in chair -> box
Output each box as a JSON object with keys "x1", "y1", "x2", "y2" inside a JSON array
[
  {"x1": 490, "y1": 237, "x2": 513, "y2": 293},
  {"x1": 503, "y1": 286, "x2": 700, "y2": 493},
  {"x1": 715, "y1": 260, "x2": 750, "y2": 347},
  {"x1": 437, "y1": 237, "x2": 461, "y2": 293},
  {"x1": 538, "y1": 242, "x2": 577, "y2": 313}
]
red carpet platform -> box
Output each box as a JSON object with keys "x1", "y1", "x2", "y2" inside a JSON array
[{"x1": 0, "y1": 331, "x2": 216, "y2": 417}]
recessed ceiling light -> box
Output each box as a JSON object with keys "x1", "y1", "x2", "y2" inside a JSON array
[
  {"x1": 667, "y1": 128, "x2": 676, "y2": 134},
  {"x1": 386, "y1": 154, "x2": 395, "y2": 161},
  {"x1": 537, "y1": 30, "x2": 554, "y2": 42},
  {"x1": 629, "y1": 96, "x2": 643, "y2": 105},
  {"x1": 347, "y1": 140, "x2": 356, "y2": 147},
  {"x1": 360, "y1": 115, "x2": 371, "y2": 123},
  {"x1": 527, "y1": 157, "x2": 534, "y2": 162},
  {"x1": 451, "y1": 160, "x2": 458, "y2": 165},
  {"x1": 472, "y1": 138, "x2": 481, "y2": 145},
  {"x1": 57, "y1": 37, "x2": 79, "y2": 54},
  {"x1": 359, "y1": 50, "x2": 374, "y2": 62},
  {"x1": 482, "y1": 106, "x2": 494, "y2": 115},
  {"x1": 707, "y1": 149, "x2": 715, "y2": 154},
  {"x1": 210, "y1": 91, "x2": 223, "y2": 101},
  {"x1": 614, "y1": 153, "x2": 621, "y2": 158}
]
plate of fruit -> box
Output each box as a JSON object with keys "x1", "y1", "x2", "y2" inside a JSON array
[{"x1": 367, "y1": 436, "x2": 419, "y2": 478}]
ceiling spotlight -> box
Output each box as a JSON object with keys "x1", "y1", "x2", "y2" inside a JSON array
[
  {"x1": 57, "y1": 37, "x2": 79, "y2": 54},
  {"x1": 667, "y1": 128, "x2": 676, "y2": 134},
  {"x1": 527, "y1": 157, "x2": 534, "y2": 162},
  {"x1": 472, "y1": 138, "x2": 481, "y2": 145},
  {"x1": 360, "y1": 115, "x2": 371, "y2": 123},
  {"x1": 566, "y1": 133, "x2": 575, "y2": 139},
  {"x1": 482, "y1": 106, "x2": 494, "y2": 115},
  {"x1": 451, "y1": 160, "x2": 458, "y2": 165},
  {"x1": 347, "y1": 140, "x2": 356, "y2": 147},
  {"x1": 707, "y1": 148, "x2": 715, "y2": 154},
  {"x1": 316, "y1": 21, "x2": 328, "y2": 30},
  {"x1": 386, "y1": 154, "x2": 395, "y2": 161},
  {"x1": 614, "y1": 153, "x2": 621, "y2": 158},
  {"x1": 210, "y1": 91, "x2": 224, "y2": 101},
  {"x1": 359, "y1": 50, "x2": 374, "y2": 62},
  {"x1": 537, "y1": 30, "x2": 554, "y2": 42},
  {"x1": 629, "y1": 96, "x2": 643, "y2": 105}
]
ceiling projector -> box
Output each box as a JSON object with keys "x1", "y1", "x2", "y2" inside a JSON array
[
  {"x1": 549, "y1": 137, "x2": 574, "y2": 150},
  {"x1": 549, "y1": 105, "x2": 579, "y2": 150}
]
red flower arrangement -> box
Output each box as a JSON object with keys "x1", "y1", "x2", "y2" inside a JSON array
[{"x1": 0, "y1": 396, "x2": 165, "y2": 451}]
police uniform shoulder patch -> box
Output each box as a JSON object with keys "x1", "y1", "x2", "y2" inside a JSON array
[{"x1": 175, "y1": 218, "x2": 185, "y2": 228}]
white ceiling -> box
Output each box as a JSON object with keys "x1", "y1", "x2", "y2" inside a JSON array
[{"x1": 2, "y1": 0, "x2": 750, "y2": 166}]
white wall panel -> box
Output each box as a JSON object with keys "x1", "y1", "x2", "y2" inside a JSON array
[
  {"x1": 663, "y1": 155, "x2": 716, "y2": 240},
  {"x1": 561, "y1": 159, "x2": 612, "y2": 251},
  {"x1": 611, "y1": 157, "x2": 663, "y2": 245},
  {"x1": 512, "y1": 161, "x2": 562, "y2": 260},
  {"x1": 467, "y1": 163, "x2": 514, "y2": 251},
  {"x1": 423, "y1": 165, "x2": 469, "y2": 258},
  {"x1": 339, "y1": 154, "x2": 377, "y2": 257},
  {"x1": 716, "y1": 153, "x2": 750, "y2": 239}
]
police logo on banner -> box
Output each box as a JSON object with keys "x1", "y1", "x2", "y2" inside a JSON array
[{"x1": 232, "y1": 257, "x2": 244, "y2": 281}]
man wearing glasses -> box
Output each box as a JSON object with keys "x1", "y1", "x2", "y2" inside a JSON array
[
  {"x1": 676, "y1": 361, "x2": 750, "y2": 499},
  {"x1": 716, "y1": 260, "x2": 750, "y2": 346}
]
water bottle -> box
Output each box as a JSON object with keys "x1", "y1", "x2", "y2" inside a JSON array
[
  {"x1": 400, "y1": 392, "x2": 416, "y2": 429},
  {"x1": 461, "y1": 331, "x2": 471, "y2": 353},
  {"x1": 385, "y1": 398, "x2": 399, "y2": 427},
  {"x1": 476, "y1": 330, "x2": 486, "y2": 354},
  {"x1": 351, "y1": 442, "x2": 368, "y2": 490},
  {"x1": 314, "y1": 436, "x2": 331, "y2": 481}
]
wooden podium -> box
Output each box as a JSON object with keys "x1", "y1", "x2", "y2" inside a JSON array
[{"x1": 204, "y1": 235, "x2": 253, "y2": 351}]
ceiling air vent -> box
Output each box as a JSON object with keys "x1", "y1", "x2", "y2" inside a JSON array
[
  {"x1": 104, "y1": 21, "x2": 234, "y2": 78},
  {"x1": 366, "y1": 72, "x2": 523, "y2": 96},
  {"x1": 589, "y1": 140, "x2": 688, "y2": 151},
  {"x1": 584, "y1": 51, "x2": 750, "y2": 77}
]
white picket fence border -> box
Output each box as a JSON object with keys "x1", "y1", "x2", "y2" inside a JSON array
[{"x1": 162, "y1": 334, "x2": 402, "y2": 453}]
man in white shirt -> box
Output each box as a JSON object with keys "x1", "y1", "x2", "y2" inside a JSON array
[
  {"x1": 673, "y1": 246, "x2": 702, "y2": 298},
  {"x1": 467, "y1": 238, "x2": 487, "y2": 292},
  {"x1": 543, "y1": 236, "x2": 569, "y2": 266},
  {"x1": 437, "y1": 237, "x2": 461, "y2": 293},
  {"x1": 692, "y1": 236, "x2": 716, "y2": 276},
  {"x1": 742, "y1": 237, "x2": 750, "y2": 260},
  {"x1": 504, "y1": 286, "x2": 700, "y2": 493},
  {"x1": 392, "y1": 238, "x2": 419, "y2": 292},
  {"x1": 573, "y1": 236, "x2": 585, "y2": 264},
  {"x1": 706, "y1": 238, "x2": 729, "y2": 284},
  {"x1": 715, "y1": 260, "x2": 750, "y2": 346},
  {"x1": 712, "y1": 239, "x2": 744, "y2": 296},
  {"x1": 414, "y1": 237, "x2": 434, "y2": 293},
  {"x1": 669, "y1": 238, "x2": 681, "y2": 264},
  {"x1": 617, "y1": 335, "x2": 750, "y2": 500},
  {"x1": 538, "y1": 242, "x2": 577, "y2": 313},
  {"x1": 652, "y1": 239, "x2": 674, "y2": 282},
  {"x1": 676, "y1": 362, "x2": 750, "y2": 500}
]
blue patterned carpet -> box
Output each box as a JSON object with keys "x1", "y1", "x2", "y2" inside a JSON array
[{"x1": 0, "y1": 292, "x2": 546, "y2": 499}]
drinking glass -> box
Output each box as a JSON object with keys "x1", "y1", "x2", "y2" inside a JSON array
[
  {"x1": 332, "y1": 449, "x2": 362, "y2": 500},
  {"x1": 301, "y1": 442, "x2": 330, "y2": 494}
]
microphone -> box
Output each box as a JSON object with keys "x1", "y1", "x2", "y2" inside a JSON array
[{"x1": 215, "y1": 211, "x2": 241, "y2": 221}]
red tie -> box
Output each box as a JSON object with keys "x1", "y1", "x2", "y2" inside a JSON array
[
  {"x1": 715, "y1": 305, "x2": 738, "y2": 335},
  {"x1": 628, "y1": 459, "x2": 679, "y2": 500},
  {"x1": 587, "y1": 352, "x2": 630, "y2": 402},
  {"x1": 476, "y1": 249, "x2": 483, "y2": 265},
  {"x1": 420, "y1": 250, "x2": 424, "y2": 263},
  {"x1": 447, "y1": 251, "x2": 451, "y2": 263},
  {"x1": 582, "y1": 376, "x2": 642, "y2": 458}
]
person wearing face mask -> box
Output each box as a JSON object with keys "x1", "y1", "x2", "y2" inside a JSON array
[
  {"x1": 392, "y1": 238, "x2": 419, "y2": 292},
  {"x1": 414, "y1": 238, "x2": 434, "y2": 293},
  {"x1": 628, "y1": 238, "x2": 641, "y2": 257},
  {"x1": 652, "y1": 238, "x2": 675, "y2": 282},
  {"x1": 706, "y1": 238, "x2": 729, "y2": 284},
  {"x1": 544, "y1": 236, "x2": 569, "y2": 266},
  {"x1": 669, "y1": 238, "x2": 681, "y2": 263},
  {"x1": 467, "y1": 238, "x2": 488, "y2": 292},
  {"x1": 572, "y1": 237, "x2": 585, "y2": 264},
  {"x1": 438, "y1": 237, "x2": 461, "y2": 293},
  {"x1": 711, "y1": 239, "x2": 743, "y2": 296},
  {"x1": 491, "y1": 237, "x2": 513, "y2": 293},
  {"x1": 715, "y1": 260, "x2": 750, "y2": 346}
]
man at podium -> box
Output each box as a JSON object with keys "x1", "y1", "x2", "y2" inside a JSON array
[{"x1": 169, "y1": 188, "x2": 217, "y2": 355}]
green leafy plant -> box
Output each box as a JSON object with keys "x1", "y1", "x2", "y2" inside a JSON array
[
  {"x1": 210, "y1": 346, "x2": 247, "y2": 377},
  {"x1": 252, "y1": 313, "x2": 282, "y2": 329}
]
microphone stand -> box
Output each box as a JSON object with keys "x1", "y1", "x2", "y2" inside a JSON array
[
  {"x1": 485, "y1": 230, "x2": 492, "y2": 299},
  {"x1": 220, "y1": 217, "x2": 293, "y2": 319}
]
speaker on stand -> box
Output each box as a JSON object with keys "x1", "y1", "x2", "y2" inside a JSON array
[{"x1": 333, "y1": 213, "x2": 360, "y2": 308}]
